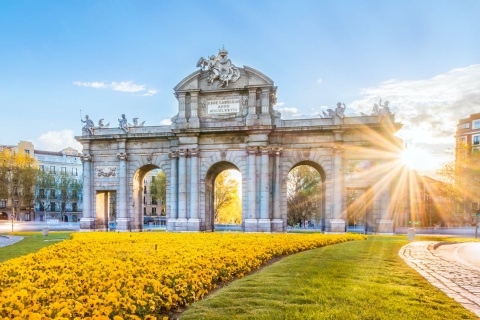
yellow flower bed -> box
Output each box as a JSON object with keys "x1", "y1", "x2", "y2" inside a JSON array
[{"x1": 0, "y1": 232, "x2": 365, "y2": 319}]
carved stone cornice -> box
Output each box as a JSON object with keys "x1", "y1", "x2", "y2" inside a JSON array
[
  {"x1": 80, "y1": 153, "x2": 92, "y2": 162},
  {"x1": 95, "y1": 166, "x2": 117, "y2": 177},
  {"x1": 117, "y1": 152, "x2": 128, "y2": 161},
  {"x1": 246, "y1": 146, "x2": 258, "y2": 156}
]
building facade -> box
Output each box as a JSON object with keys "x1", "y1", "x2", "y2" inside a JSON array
[
  {"x1": 77, "y1": 49, "x2": 403, "y2": 233},
  {"x1": 455, "y1": 112, "x2": 480, "y2": 218}
]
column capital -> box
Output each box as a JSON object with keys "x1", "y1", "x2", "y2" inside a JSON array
[
  {"x1": 272, "y1": 146, "x2": 283, "y2": 156},
  {"x1": 259, "y1": 146, "x2": 271, "y2": 155},
  {"x1": 246, "y1": 146, "x2": 258, "y2": 155},
  {"x1": 80, "y1": 153, "x2": 92, "y2": 162},
  {"x1": 178, "y1": 148, "x2": 188, "y2": 157},
  {"x1": 168, "y1": 150, "x2": 178, "y2": 159},
  {"x1": 189, "y1": 148, "x2": 200, "y2": 157},
  {"x1": 117, "y1": 152, "x2": 128, "y2": 161}
]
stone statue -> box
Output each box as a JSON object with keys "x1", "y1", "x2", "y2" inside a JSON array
[
  {"x1": 132, "y1": 117, "x2": 145, "y2": 127},
  {"x1": 81, "y1": 115, "x2": 95, "y2": 135},
  {"x1": 335, "y1": 102, "x2": 346, "y2": 118},
  {"x1": 98, "y1": 118, "x2": 109, "y2": 128},
  {"x1": 371, "y1": 99, "x2": 392, "y2": 118},
  {"x1": 196, "y1": 47, "x2": 241, "y2": 88},
  {"x1": 118, "y1": 114, "x2": 129, "y2": 133}
]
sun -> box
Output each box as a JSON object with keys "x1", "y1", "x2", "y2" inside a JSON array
[{"x1": 400, "y1": 146, "x2": 437, "y2": 171}]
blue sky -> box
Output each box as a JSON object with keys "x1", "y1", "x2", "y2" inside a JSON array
[{"x1": 1, "y1": 0, "x2": 479, "y2": 177}]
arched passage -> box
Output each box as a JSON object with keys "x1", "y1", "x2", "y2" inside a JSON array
[
  {"x1": 287, "y1": 161, "x2": 326, "y2": 230},
  {"x1": 132, "y1": 164, "x2": 165, "y2": 231},
  {"x1": 204, "y1": 161, "x2": 242, "y2": 232}
]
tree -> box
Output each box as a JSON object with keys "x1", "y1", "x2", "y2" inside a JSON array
[
  {"x1": 287, "y1": 165, "x2": 322, "y2": 227},
  {"x1": 149, "y1": 170, "x2": 166, "y2": 215},
  {"x1": 214, "y1": 170, "x2": 241, "y2": 224},
  {"x1": 0, "y1": 148, "x2": 38, "y2": 219}
]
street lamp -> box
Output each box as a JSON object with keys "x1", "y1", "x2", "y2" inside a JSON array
[{"x1": 12, "y1": 199, "x2": 18, "y2": 233}]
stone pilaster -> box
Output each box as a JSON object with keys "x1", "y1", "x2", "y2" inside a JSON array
[
  {"x1": 177, "y1": 93, "x2": 187, "y2": 124},
  {"x1": 258, "y1": 146, "x2": 271, "y2": 232},
  {"x1": 79, "y1": 151, "x2": 94, "y2": 230},
  {"x1": 189, "y1": 92, "x2": 200, "y2": 128},
  {"x1": 188, "y1": 148, "x2": 200, "y2": 230},
  {"x1": 259, "y1": 88, "x2": 272, "y2": 125},
  {"x1": 167, "y1": 150, "x2": 178, "y2": 231},
  {"x1": 244, "y1": 146, "x2": 258, "y2": 232},
  {"x1": 272, "y1": 147, "x2": 283, "y2": 232},
  {"x1": 176, "y1": 148, "x2": 188, "y2": 231},
  {"x1": 116, "y1": 150, "x2": 130, "y2": 231},
  {"x1": 330, "y1": 145, "x2": 345, "y2": 232},
  {"x1": 246, "y1": 89, "x2": 258, "y2": 125}
]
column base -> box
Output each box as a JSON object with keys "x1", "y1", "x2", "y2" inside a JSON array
[
  {"x1": 244, "y1": 219, "x2": 258, "y2": 232},
  {"x1": 271, "y1": 219, "x2": 284, "y2": 232},
  {"x1": 187, "y1": 218, "x2": 201, "y2": 231},
  {"x1": 175, "y1": 218, "x2": 188, "y2": 231},
  {"x1": 328, "y1": 219, "x2": 346, "y2": 233},
  {"x1": 80, "y1": 218, "x2": 95, "y2": 231},
  {"x1": 166, "y1": 218, "x2": 177, "y2": 232},
  {"x1": 115, "y1": 218, "x2": 131, "y2": 232},
  {"x1": 257, "y1": 219, "x2": 272, "y2": 232}
]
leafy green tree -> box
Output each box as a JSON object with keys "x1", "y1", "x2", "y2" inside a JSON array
[
  {"x1": 0, "y1": 148, "x2": 38, "y2": 218},
  {"x1": 214, "y1": 170, "x2": 241, "y2": 224},
  {"x1": 287, "y1": 165, "x2": 322, "y2": 227},
  {"x1": 149, "y1": 170, "x2": 166, "y2": 215}
]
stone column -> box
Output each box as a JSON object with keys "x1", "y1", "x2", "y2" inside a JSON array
[
  {"x1": 244, "y1": 147, "x2": 258, "y2": 232},
  {"x1": 330, "y1": 145, "x2": 345, "y2": 232},
  {"x1": 246, "y1": 89, "x2": 257, "y2": 125},
  {"x1": 167, "y1": 150, "x2": 178, "y2": 231},
  {"x1": 261, "y1": 88, "x2": 270, "y2": 115},
  {"x1": 258, "y1": 146, "x2": 271, "y2": 232},
  {"x1": 189, "y1": 92, "x2": 200, "y2": 127},
  {"x1": 79, "y1": 152, "x2": 94, "y2": 230},
  {"x1": 176, "y1": 148, "x2": 188, "y2": 230},
  {"x1": 376, "y1": 174, "x2": 394, "y2": 233},
  {"x1": 116, "y1": 151, "x2": 129, "y2": 231},
  {"x1": 272, "y1": 147, "x2": 283, "y2": 232},
  {"x1": 188, "y1": 148, "x2": 200, "y2": 230}
]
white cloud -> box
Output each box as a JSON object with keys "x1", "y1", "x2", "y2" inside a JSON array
[
  {"x1": 35, "y1": 130, "x2": 83, "y2": 152},
  {"x1": 349, "y1": 64, "x2": 480, "y2": 147},
  {"x1": 73, "y1": 80, "x2": 157, "y2": 96},
  {"x1": 160, "y1": 119, "x2": 172, "y2": 125}
]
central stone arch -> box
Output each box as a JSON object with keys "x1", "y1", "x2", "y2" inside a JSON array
[{"x1": 77, "y1": 48, "x2": 402, "y2": 233}]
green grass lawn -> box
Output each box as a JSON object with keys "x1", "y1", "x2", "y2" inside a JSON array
[
  {"x1": 1, "y1": 233, "x2": 477, "y2": 319},
  {"x1": 181, "y1": 236, "x2": 477, "y2": 320},
  {"x1": 0, "y1": 232, "x2": 72, "y2": 263}
]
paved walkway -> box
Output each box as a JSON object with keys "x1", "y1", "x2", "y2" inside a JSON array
[
  {"x1": 399, "y1": 241, "x2": 480, "y2": 318},
  {"x1": 0, "y1": 235, "x2": 24, "y2": 248}
]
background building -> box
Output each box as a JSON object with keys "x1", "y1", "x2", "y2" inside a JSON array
[{"x1": 455, "y1": 113, "x2": 480, "y2": 221}]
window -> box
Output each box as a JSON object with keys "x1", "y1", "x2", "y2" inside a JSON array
[
  {"x1": 39, "y1": 189, "x2": 45, "y2": 198},
  {"x1": 72, "y1": 190, "x2": 78, "y2": 199},
  {"x1": 61, "y1": 202, "x2": 66, "y2": 212},
  {"x1": 458, "y1": 136, "x2": 467, "y2": 144},
  {"x1": 39, "y1": 165, "x2": 45, "y2": 172},
  {"x1": 459, "y1": 122, "x2": 470, "y2": 129},
  {"x1": 152, "y1": 176, "x2": 156, "y2": 182},
  {"x1": 50, "y1": 189, "x2": 56, "y2": 197},
  {"x1": 72, "y1": 203, "x2": 77, "y2": 212},
  {"x1": 72, "y1": 168, "x2": 77, "y2": 176},
  {"x1": 61, "y1": 167, "x2": 67, "y2": 174},
  {"x1": 0, "y1": 200, "x2": 6, "y2": 209},
  {"x1": 25, "y1": 213, "x2": 30, "y2": 221},
  {"x1": 152, "y1": 207, "x2": 157, "y2": 215},
  {"x1": 50, "y1": 166, "x2": 55, "y2": 173},
  {"x1": 50, "y1": 202, "x2": 56, "y2": 212},
  {"x1": 40, "y1": 202, "x2": 45, "y2": 211},
  {"x1": 152, "y1": 198, "x2": 158, "y2": 205},
  {"x1": 24, "y1": 149, "x2": 30, "y2": 155},
  {"x1": 473, "y1": 120, "x2": 480, "y2": 129},
  {"x1": 473, "y1": 135, "x2": 480, "y2": 145}
]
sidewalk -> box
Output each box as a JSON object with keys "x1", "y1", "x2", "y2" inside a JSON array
[
  {"x1": 0, "y1": 235, "x2": 24, "y2": 248},
  {"x1": 399, "y1": 241, "x2": 480, "y2": 318}
]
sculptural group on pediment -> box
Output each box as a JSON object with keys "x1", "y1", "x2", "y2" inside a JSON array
[
  {"x1": 196, "y1": 47, "x2": 241, "y2": 88},
  {"x1": 81, "y1": 114, "x2": 145, "y2": 135},
  {"x1": 360, "y1": 99, "x2": 394, "y2": 119}
]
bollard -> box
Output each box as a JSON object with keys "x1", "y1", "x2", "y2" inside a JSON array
[
  {"x1": 407, "y1": 228, "x2": 415, "y2": 240},
  {"x1": 42, "y1": 227, "x2": 49, "y2": 236}
]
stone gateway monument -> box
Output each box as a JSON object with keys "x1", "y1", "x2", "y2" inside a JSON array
[{"x1": 76, "y1": 48, "x2": 402, "y2": 233}]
